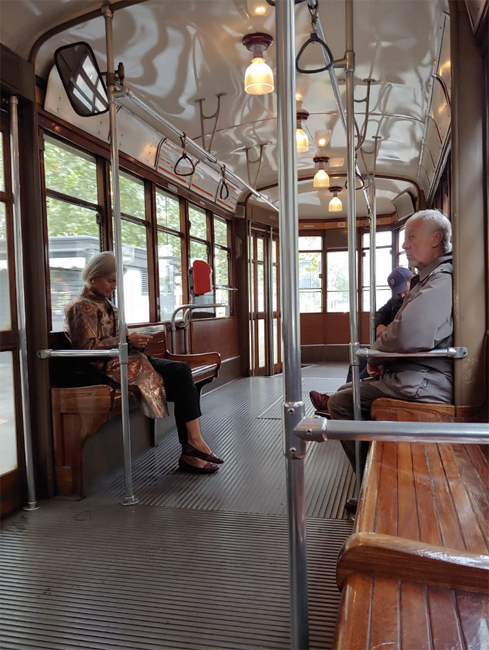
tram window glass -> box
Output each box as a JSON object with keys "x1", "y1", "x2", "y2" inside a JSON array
[
  {"x1": 0, "y1": 352, "x2": 18, "y2": 476},
  {"x1": 0, "y1": 202, "x2": 11, "y2": 330},
  {"x1": 112, "y1": 172, "x2": 149, "y2": 324},
  {"x1": 213, "y1": 216, "x2": 231, "y2": 317},
  {"x1": 397, "y1": 227, "x2": 409, "y2": 268},
  {"x1": 189, "y1": 205, "x2": 209, "y2": 263},
  {"x1": 156, "y1": 189, "x2": 183, "y2": 322},
  {"x1": 44, "y1": 137, "x2": 97, "y2": 204},
  {"x1": 327, "y1": 250, "x2": 349, "y2": 312},
  {"x1": 361, "y1": 231, "x2": 392, "y2": 311},
  {"x1": 299, "y1": 236, "x2": 322, "y2": 313},
  {"x1": 0, "y1": 132, "x2": 4, "y2": 192}
]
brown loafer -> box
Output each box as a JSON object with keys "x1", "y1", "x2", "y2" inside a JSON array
[
  {"x1": 309, "y1": 390, "x2": 331, "y2": 412},
  {"x1": 183, "y1": 442, "x2": 223, "y2": 464},
  {"x1": 178, "y1": 458, "x2": 219, "y2": 474}
]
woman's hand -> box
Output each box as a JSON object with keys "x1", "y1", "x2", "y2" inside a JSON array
[{"x1": 128, "y1": 332, "x2": 153, "y2": 351}]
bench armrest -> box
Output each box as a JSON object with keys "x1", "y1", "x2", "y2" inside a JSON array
[{"x1": 166, "y1": 351, "x2": 221, "y2": 369}]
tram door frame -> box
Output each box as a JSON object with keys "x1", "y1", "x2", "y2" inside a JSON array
[
  {"x1": 249, "y1": 225, "x2": 281, "y2": 376},
  {"x1": 0, "y1": 114, "x2": 26, "y2": 516}
]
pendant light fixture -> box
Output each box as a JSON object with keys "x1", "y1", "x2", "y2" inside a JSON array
[
  {"x1": 313, "y1": 155, "x2": 330, "y2": 188},
  {"x1": 296, "y1": 102, "x2": 309, "y2": 153},
  {"x1": 328, "y1": 186, "x2": 343, "y2": 212},
  {"x1": 242, "y1": 33, "x2": 274, "y2": 95}
]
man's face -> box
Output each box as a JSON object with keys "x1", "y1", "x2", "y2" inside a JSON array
[{"x1": 402, "y1": 219, "x2": 442, "y2": 270}]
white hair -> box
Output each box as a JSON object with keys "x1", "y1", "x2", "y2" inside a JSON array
[
  {"x1": 406, "y1": 209, "x2": 452, "y2": 252},
  {"x1": 81, "y1": 252, "x2": 116, "y2": 285}
]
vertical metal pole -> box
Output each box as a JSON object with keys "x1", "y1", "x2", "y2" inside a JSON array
[
  {"x1": 276, "y1": 1, "x2": 309, "y2": 648},
  {"x1": 102, "y1": 6, "x2": 138, "y2": 506},
  {"x1": 9, "y1": 96, "x2": 39, "y2": 511},
  {"x1": 369, "y1": 178, "x2": 377, "y2": 346},
  {"x1": 345, "y1": 0, "x2": 363, "y2": 491},
  {"x1": 266, "y1": 227, "x2": 275, "y2": 375},
  {"x1": 248, "y1": 218, "x2": 255, "y2": 376}
]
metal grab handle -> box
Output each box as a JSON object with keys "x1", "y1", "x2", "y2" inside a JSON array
[
  {"x1": 38, "y1": 348, "x2": 120, "y2": 359},
  {"x1": 296, "y1": 33, "x2": 335, "y2": 74},
  {"x1": 170, "y1": 303, "x2": 225, "y2": 353},
  {"x1": 357, "y1": 347, "x2": 468, "y2": 359}
]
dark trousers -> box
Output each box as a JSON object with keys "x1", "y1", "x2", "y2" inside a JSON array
[
  {"x1": 346, "y1": 358, "x2": 369, "y2": 383},
  {"x1": 328, "y1": 379, "x2": 388, "y2": 474},
  {"x1": 147, "y1": 357, "x2": 202, "y2": 445}
]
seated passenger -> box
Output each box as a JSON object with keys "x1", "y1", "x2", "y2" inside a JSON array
[
  {"x1": 64, "y1": 252, "x2": 222, "y2": 474},
  {"x1": 326, "y1": 209, "x2": 453, "y2": 473},
  {"x1": 310, "y1": 266, "x2": 413, "y2": 411}
]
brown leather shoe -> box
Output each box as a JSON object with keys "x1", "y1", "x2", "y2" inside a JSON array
[
  {"x1": 178, "y1": 458, "x2": 219, "y2": 474},
  {"x1": 309, "y1": 390, "x2": 331, "y2": 412},
  {"x1": 182, "y1": 442, "x2": 223, "y2": 464}
]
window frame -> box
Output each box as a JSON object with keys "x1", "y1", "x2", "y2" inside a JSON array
[{"x1": 298, "y1": 235, "x2": 323, "y2": 313}]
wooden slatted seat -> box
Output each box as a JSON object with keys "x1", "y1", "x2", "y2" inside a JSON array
[
  {"x1": 49, "y1": 328, "x2": 221, "y2": 499},
  {"x1": 333, "y1": 441, "x2": 489, "y2": 649}
]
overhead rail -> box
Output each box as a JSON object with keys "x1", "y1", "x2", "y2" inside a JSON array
[
  {"x1": 304, "y1": 0, "x2": 372, "y2": 214},
  {"x1": 115, "y1": 88, "x2": 279, "y2": 213}
]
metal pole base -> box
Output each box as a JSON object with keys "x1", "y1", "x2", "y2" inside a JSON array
[
  {"x1": 23, "y1": 502, "x2": 40, "y2": 511},
  {"x1": 120, "y1": 496, "x2": 139, "y2": 506}
]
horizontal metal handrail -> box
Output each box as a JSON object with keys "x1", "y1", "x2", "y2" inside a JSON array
[
  {"x1": 38, "y1": 348, "x2": 120, "y2": 359},
  {"x1": 170, "y1": 303, "x2": 225, "y2": 353},
  {"x1": 357, "y1": 347, "x2": 468, "y2": 359},
  {"x1": 295, "y1": 416, "x2": 489, "y2": 445}
]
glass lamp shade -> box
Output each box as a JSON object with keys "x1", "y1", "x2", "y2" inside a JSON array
[
  {"x1": 244, "y1": 57, "x2": 274, "y2": 95},
  {"x1": 296, "y1": 128, "x2": 309, "y2": 153},
  {"x1": 313, "y1": 168, "x2": 330, "y2": 188},
  {"x1": 329, "y1": 196, "x2": 342, "y2": 212}
]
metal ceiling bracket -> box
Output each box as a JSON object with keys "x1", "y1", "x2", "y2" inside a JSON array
[
  {"x1": 245, "y1": 144, "x2": 267, "y2": 189},
  {"x1": 195, "y1": 93, "x2": 226, "y2": 154}
]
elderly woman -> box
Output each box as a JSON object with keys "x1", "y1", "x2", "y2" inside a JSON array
[{"x1": 64, "y1": 251, "x2": 222, "y2": 473}]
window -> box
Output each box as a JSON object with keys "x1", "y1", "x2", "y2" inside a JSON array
[
  {"x1": 361, "y1": 231, "x2": 392, "y2": 311},
  {"x1": 156, "y1": 189, "x2": 183, "y2": 322},
  {"x1": 189, "y1": 204, "x2": 209, "y2": 265},
  {"x1": 44, "y1": 136, "x2": 100, "y2": 331},
  {"x1": 396, "y1": 227, "x2": 408, "y2": 269},
  {"x1": 115, "y1": 172, "x2": 149, "y2": 324},
  {"x1": 327, "y1": 250, "x2": 350, "y2": 312},
  {"x1": 213, "y1": 216, "x2": 231, "y2": 317},
  {"x1": 0, "y1": 129, "x2": 10, "y2": 329},
  {"x1": 299, "y1": 236, "x2": 322, "y2": 312}
]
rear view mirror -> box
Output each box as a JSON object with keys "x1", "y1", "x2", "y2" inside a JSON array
[{"x1": 54, "y1": 42, "x2": 109, "y2": 117}]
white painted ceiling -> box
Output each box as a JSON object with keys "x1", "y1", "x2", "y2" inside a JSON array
[{"x1": 0, "y1": 0, "x2": 451, "y2": 218}]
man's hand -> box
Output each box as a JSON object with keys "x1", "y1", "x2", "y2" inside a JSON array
[
  {"x1": 376, "y1": 324, "x2": 387, "y2": 338},
  {"x1": 367, "y1": 363, "x2": 385, "y2": 378},
  {"x1": 128, "y1": 332, "x2": 153, "y2": 351}
]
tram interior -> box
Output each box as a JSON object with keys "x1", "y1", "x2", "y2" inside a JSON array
[{"x1": 0, "y1": 0, "x2": 488, "y2": 649}]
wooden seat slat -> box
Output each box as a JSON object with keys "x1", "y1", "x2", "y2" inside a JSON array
[
  {"x1": 375, "y1": 441, "x2": 398, "y2": 535},
  {"x1": 464, "y1": 443, "x2": 489, "y2": 488},
  {"x1": 411, "y1": 443, "x2": 443, "y2": 545},
  {"x1": 369, "y1": 577, "x2": 399, "y2": 649},
  {"x1": 334, "y1": 573, "x2": 373, "y2": 650},
  {"x1": 355, "y1": 441, "x2": 383, "y2": 532},
  {"x1": 427, "y1": 585, "x2": 465, "y2": 650},
  {"x1": 397, "y1": 442, "x2": 420, "y2": 540},
  {"x1": 452, "y1": 446, "x2": 489, "y2": 547},
  {"x1": 400, "y1": 582, "x2": 431, "y2": 649},
  {"x1": 454, "y1": 591, "x2": 489, "y2": 648}
]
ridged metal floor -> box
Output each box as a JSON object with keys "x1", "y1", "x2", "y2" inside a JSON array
[{"x1": 1, "y1": 365, "x2": 354, "y2": 649}]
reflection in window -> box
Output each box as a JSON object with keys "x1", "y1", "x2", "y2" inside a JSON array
[
  {"x1": 0, "y1": 203, "x2": 11, "y2": 330},
  {"x1": 119, "y1": 219, "x2": 149, "y2": 323},
  {"x1": 327, "y1": 251, "x2": 349, "y2": 313},
  {"x1": 156, "y1": 190, "x2": 180, "y2": 231},
  {"x1": 44, "y1": 137, "x2": 97, "y2": 203},
  {"x1": 158, "y1": 229, "x2": 182, "y2": 322},
  {"x1": 0, "y1": 351, "x2": 18, "y2": 476},
  {"x1": 189, "y1": 205, "x2": 207, "y2": 240},
  {"x1": 46, "y1": 197, "x2": 100, "y2": 331}
]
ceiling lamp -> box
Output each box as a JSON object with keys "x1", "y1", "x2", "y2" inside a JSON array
[
  {"x1": 313, "y1": 155, "x2": 330, "y2": 188},
  {"x1": 296, "y1": 104, "x2": 310, "y2": 153},
  {"x1": 242, "y1": 33, "x2": 274, "y2": 95},
  {"x1": 316, "y1": 128, "x2": 332, "y2": 148},
  {"x1": 328, "y1": 186, "x2": 343, "y2": 212}
]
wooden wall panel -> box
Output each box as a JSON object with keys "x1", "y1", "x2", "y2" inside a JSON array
[
  {"x1": 300, "y1": 313, "x2": 325, "y2": 345},
  {"x1": 191, "y1": 317, "x2": 240, "y2": 360},
  {"x1": 325, "y1": 313, "x2": 350, "y2": 344}
]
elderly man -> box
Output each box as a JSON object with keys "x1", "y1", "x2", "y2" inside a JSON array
[{"x1": 326, "y1": 209, "x2": 453, "y2": 478}]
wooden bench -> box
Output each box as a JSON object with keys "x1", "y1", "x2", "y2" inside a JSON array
[
  {"x1": 334, "y1": 334, "x2": 489, "y2": 647},
  {"x1": 49, "y1": 328, "x2": 221, "y2": 499},
  {"x1": 333, "y1": 441, "x2": 489, "y2": 649}
]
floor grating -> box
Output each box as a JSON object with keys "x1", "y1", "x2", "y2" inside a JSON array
[{"x1": 1, "y1": 365, "x2": 354, "y2": 649}]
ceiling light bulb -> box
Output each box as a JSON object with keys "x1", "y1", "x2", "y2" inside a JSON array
[
  {"x1": 255, "y1": 5, "x2": 266, "y2": 14},
  {"x1": 313, "y1": 168, "x2": 330, "y2": 188},
  {"x1": 329, "y1": 195, "x2": 342, "y2": 212},
  {"x1": 295, "y1": 93, "x2": 303, "y2": 101},
  {"x1": 318, "y1": 138, "x2": 326, "y2": 146},
  {"x1": 244, "y1": 57, "x2": 274, "y2": 95},
  {"x1": 296, "y1": 127, "x2": 309, "y2": 153}
]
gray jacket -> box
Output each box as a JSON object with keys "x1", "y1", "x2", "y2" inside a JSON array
[{"x1": 369, "y1": 252, "x2": 453, "y2": 403}]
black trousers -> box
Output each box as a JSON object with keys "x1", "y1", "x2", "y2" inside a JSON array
[{"x1": 147, "y1": 356, "x2": 202, "y2": 445}]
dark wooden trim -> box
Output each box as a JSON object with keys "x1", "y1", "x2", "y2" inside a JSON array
[
  {"x1": 46, "y1": 188, "x2": 99, "y2": 211},
  {"x1": 146, "y1": 180, "x2": 158, "y2": 322}
]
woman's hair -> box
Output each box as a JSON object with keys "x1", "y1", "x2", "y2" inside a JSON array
[
  {"x1": 407, "y1": 209, "x2": 452, "y2": 252},
  {"x1": 81, "y1": 252, "x2": 116, "y2": 285}
]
